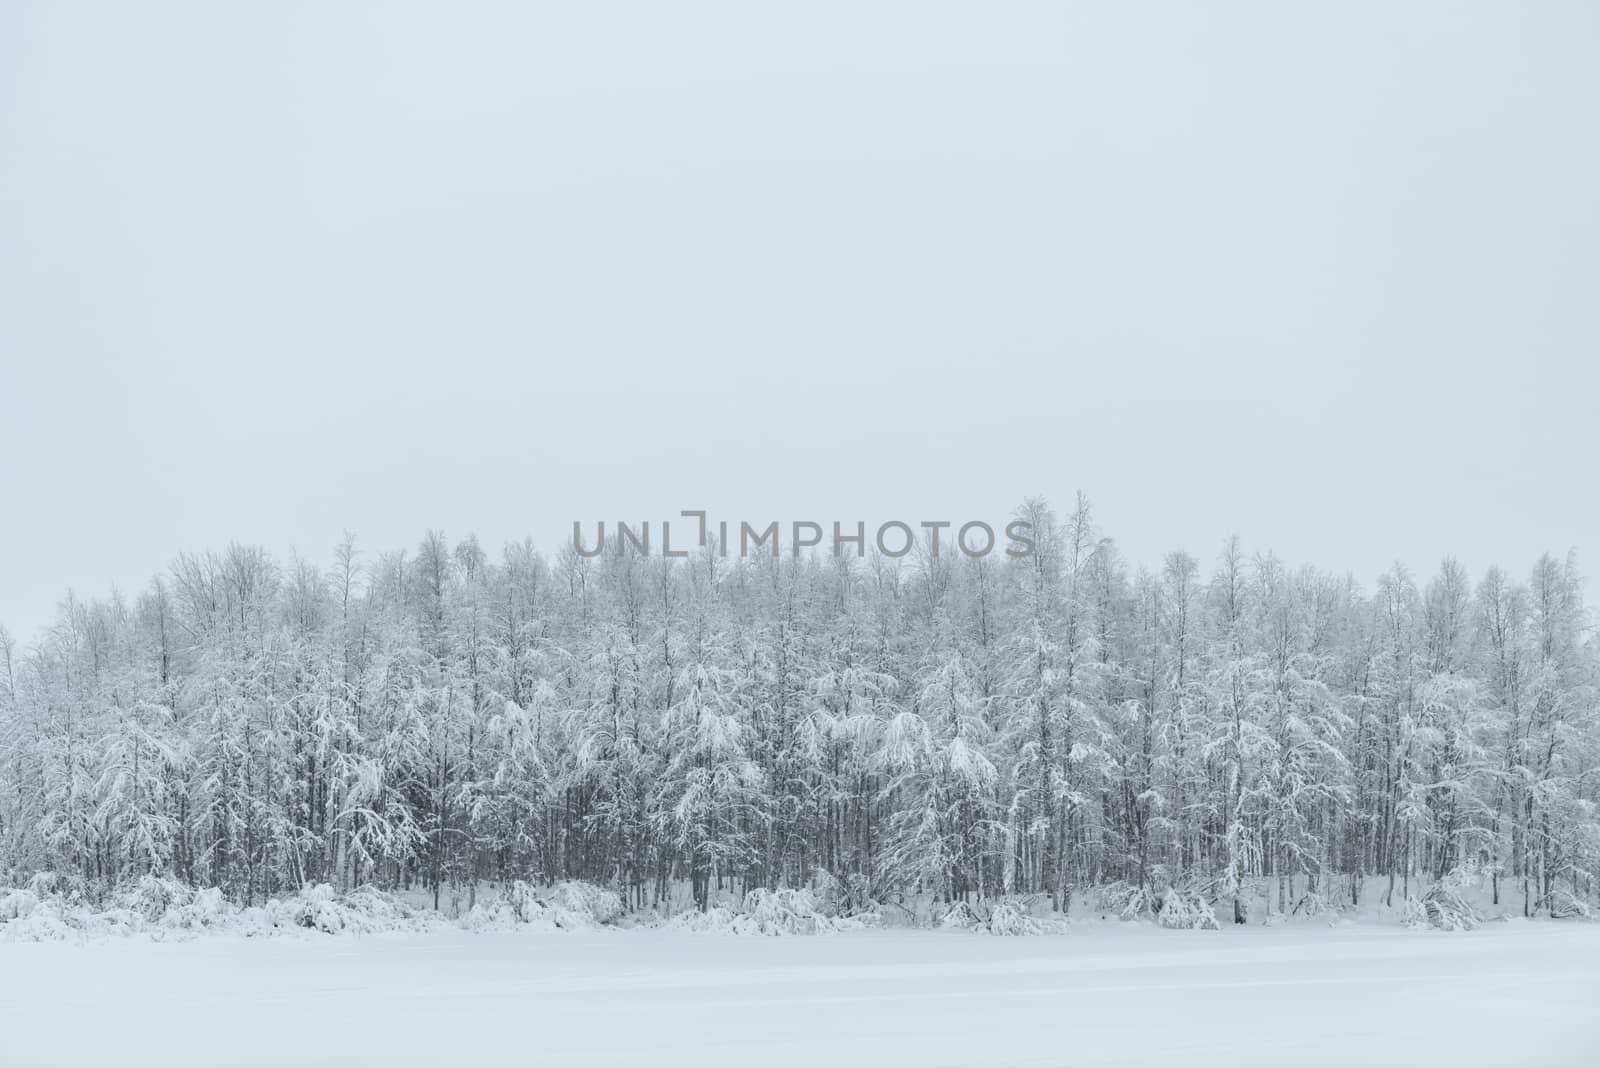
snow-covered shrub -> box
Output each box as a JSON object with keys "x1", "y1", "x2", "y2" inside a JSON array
[
  {"x1": 25, "y1": 871, "x2": 90, "y2": 902},
  {"x1": 111, "y1": 875, "x2": 195, "y2": 923},
  {"x1": 1095, "y1": 881, "x2": 1158, "y2": 920},
  {"x1": 936, "y1": 900, "x2": 985, "y2": 931},
  {"x1": 167, "y1": 887, "x2": 229, "y2": 930},
  {"x1": 0, "y1": 875, "x2": 145, "y2": 941},
  {"x1": 100, "y1": 876, "x2": 232, "y2": 933},
  {"x1": 1289, "y1": 891, "x2": 1338, "y2": 919},
  {"x1": 546, "y1": 881, "x2": 624, "y2": 925},
  {"x1": 985, "y1": 901, "x2": 1045, "y2": 936},
  {"x1": 462, "y1": 880, "x2": 622, "y2": 932},
  {"x1": 268, "y1": 884, "x2": 352, "y2": 933},
  {"x1": 1404, "y1": 869, "x2": 1481, "y2": 931},
  {"x1": 667, "y1": 904, "x2": 739, "y2": 932},
  {"x1": 740, "y1": 888, "x2": 825, "y2": 934},
  {"x1": 937, "y1": 896, "x2": 1059, "y2": 935},
  {"x1": 0, "y1": 886, "x2": 74, "y2": 942},
  {"x1": 811, "y1": 869, "x2": 846, "y2": 914},
  {"x1": 343, "y1": 885, "x2": 434, "y2": 930},
  {"x1": 264, "y1": 884, "x2": 435, "y2": 935},
  {"x1": 0, "y1": 887, "x2": 39, "y2": 922},
  {"x1": 1154, "y1": 886, "x2": 1220, "y2": 930},
  {"x1": 0, "y1": 903, "x2": 76, "y2": 942},
  {"x1": 1536, "y1": 889, "x2": 1593, "y2": 920},
  {"x1": 459, "y1": 880, "x2": 544, "y2": 927},
  {"x1": 1, "y1": 877, "x2": 480, "y2": 941},
  {"x1": 814, "y1": 870, "x2": 901, "y2": 921},
  {"x1": 670, "y1": 887, "x2": 874, "y2": 936}
]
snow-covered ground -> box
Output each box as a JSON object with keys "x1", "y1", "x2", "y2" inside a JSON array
[{"x1": 3, "y1": 923, "x2": 1596, "y2": 1067}]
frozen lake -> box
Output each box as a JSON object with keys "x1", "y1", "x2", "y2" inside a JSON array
[{"x1": 3, "y1": 922, "x2": 1597, "y2": 1067}]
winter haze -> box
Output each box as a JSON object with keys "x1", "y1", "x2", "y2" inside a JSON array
[{"x1": 2, "y1": 1, "x2": 1597, "y2": 645}]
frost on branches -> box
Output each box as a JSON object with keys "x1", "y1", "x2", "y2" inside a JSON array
[{"x1": 1, "y1": 497, "x2": 1598, "y2": 935}]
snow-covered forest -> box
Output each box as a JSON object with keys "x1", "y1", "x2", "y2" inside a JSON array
[{"x1": 2, "y1": 496, "x2": 1596, "y2": 922}]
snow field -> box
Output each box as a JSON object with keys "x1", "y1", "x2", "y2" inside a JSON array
[{"x1": 2, "y1": 922, "x2": 1596, "y2": 1067}]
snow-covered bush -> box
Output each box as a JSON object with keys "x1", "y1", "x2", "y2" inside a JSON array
[
  {"x1": 1289, "y1": 891, "x2": 1338, "y2": 919},
  {"x1": 269, "y1": 884, "x2": 341, "y2": 933},
  {"x1": 0, "y1": 902, "x2": 76, "y2": 941},
  {"x1": 739, "y1": 888, "x2": 825, "y2": 934},
  {"x1": 112, "y1": 875, "x2": 196, "y2": 923},
  {"x1": 1526, "y1": 887, "x2": 1592, "y2": 920},
  {"x1": 25, "y1": 871, "x2": 90, "y2": 902},
  {"x1": 494, "y1": 880, "x2": 546, "y2": 923},
  {"x1": 670, "y1": 887, "x2": 874, "y2": 936},
  {"x1": 462, "y1": 882, "x2": 542, "y2": 930},
  {"x1": 667, "y1": 904, "x2": 739, "y2": 932},
  {"x1": 264, "y1": 884, "x2": 436, "y2": 935},
  {"x1": 546, "y1": 881, "x2": 624, "y2": 925},
  {"x1": 1404, "y1": 868, "x2": 1481, "y2": 931},
  {"x1": 813, "y1": 870, "x2": 903, "y2": 922},
  {"x1": 102, "y1": 876, "x2": 232, "y2": 933},
  {"x1": 985, "y1": 901, "x2": 1045, "y2": 936},
  {"x1": 1095, "y1": 881, "x2": 1158, "y2": 920},
  {"x1": 1154, "y1": 886, "x2": 1221, "y2": 930},
  {"x1": 461, "y1": 880, "x2": 622, "y2": 932},
  {"x1": 1088, "y1": 879, "x2": 1218, "y2": 929},
  {"x1": 936, "y1": 899, "x2": 985, "y2": 931},
  {"x1": 169, "y1": 887, "x2": 229, "y2": 929},
  {"x1": 0, "y1": 887, "x2": 39, "y2": 922},
  {"x1": 1, "y1": 873, "x2": 234, "y2": 941},
  {"x1": 936, "y1": 896, "x2": 1059, "y2": 935}
]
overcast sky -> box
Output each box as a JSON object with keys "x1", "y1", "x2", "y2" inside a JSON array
[{"x1": 2, "y1": 1, "x2": 1596, "y2": 647}]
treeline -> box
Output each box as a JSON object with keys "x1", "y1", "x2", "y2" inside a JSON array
[{"x1": 1, "y1": 496, "x2": 1596, "y2": 918}]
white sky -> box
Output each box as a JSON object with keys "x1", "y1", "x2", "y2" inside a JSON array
[{"x1": 2, "y1": 1, "x2": 1597, "y2": 647}]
